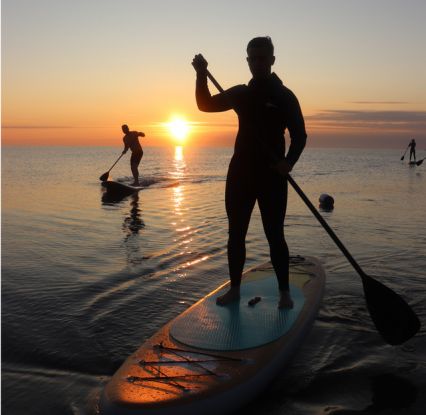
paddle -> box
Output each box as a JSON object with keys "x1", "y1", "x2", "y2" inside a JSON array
[
  {"x1": 415, "y1": 158, "x2": 424, "y2": 166},
  {"x1": 99, "y1": 153, "x2": 124, "y2": 181},
  {"x1": 401, "y1": 145, "x2": 409, "y2": 161},
  {"x1": 286, "y1": 175, "x2": 420, "y2": 345},
  {"x1": 199, "y1": 63, "x2": 420, "y2": 345}
]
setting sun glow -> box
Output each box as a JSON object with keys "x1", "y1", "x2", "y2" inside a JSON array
[{"x1": 167, "y1": 117, "x2": 190, "y2": 144}]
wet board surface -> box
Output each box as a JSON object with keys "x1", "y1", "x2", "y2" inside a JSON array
[{"x1": 100, "y1": 256, "x2": 325, "y2": 415}]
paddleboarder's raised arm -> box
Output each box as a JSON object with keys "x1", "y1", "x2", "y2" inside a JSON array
[{"x1": 192, "y1": 54, "x2": 233, "y2": 112}]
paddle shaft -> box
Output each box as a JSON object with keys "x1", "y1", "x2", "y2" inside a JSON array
[
  {"x1": 107, "y1": 153, "x2": 124, "y2": 173},
  {"x1": 401, "y1": 144, "x2": 409, "y2": 160},
  {"x1": 206, "y1": 69, "x2": 224, "y2": 93},
  {"x1": 205, "y1": 70, "x2": 365, "y2": 277},
  {"x1": 287, "y1": 175, "x2": 364, "y2": 276}
]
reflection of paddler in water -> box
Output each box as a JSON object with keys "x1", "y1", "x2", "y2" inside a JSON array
[
  {"x1": 192, "y1": 36, "x2": 307, "y2": 309},
  {"x1": 408, "y1": 139, "x2": 416, "y2": 162},
  {"x1": 121, "y1": 124, "x2": 145, "y2": 186},
  {"x1": 100, "y1": 189, "x2": 144, "y2": 234},
  {"x1": 121, "y1": 193, "x2": 145, "y2": 266},
  {"x1": 123, "y1": 192, "x2": 145, "y2": 236},
  {"x1": 100, "y1": 189, "x2": 145, "y2": 263}
]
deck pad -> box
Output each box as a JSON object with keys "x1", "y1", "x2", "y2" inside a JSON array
[{"x1": 170, "y1": 277, "x2": 304, "y2": 350}]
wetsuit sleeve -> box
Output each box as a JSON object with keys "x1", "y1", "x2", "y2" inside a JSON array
[
  {"x1": 195, "y1": 73, "x2": 234, "y2": 112},
  {"x1": 285, "y1": 92, "x2": 307, "y2": 167}
]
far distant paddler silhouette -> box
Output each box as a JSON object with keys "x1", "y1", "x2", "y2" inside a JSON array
[{"x1": 408, "y1": 139, "x2": 416, "y2": 162}]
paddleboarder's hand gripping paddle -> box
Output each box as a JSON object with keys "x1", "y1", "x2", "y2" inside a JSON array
[
  {"x1": 194, "y1": 56, "x2": 421, "y2": 345},
  {"x1": 273, "y1": 158, "x2": 293, "y2": 176},
  {"x1": 192, "y1": 54, "x2": 208, "y2": 73}
]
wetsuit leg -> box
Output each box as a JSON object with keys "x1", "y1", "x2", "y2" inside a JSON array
[
  {"x1": 225, "y1": 161, "x2": 256, "y2": 287},
  {"x1": 130, "y1": 150, "x2": 143, "y2": 182},
  {"x1": 131, "y1": 150, "x2": 143, "y2": 166},
  {"x1": 257, "y1": 173, "x2": 289, "y2": 291}
]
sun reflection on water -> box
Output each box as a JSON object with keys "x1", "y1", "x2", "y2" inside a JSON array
[
  {"x1": 172, "y1": 146, "x2": 187, "y2": 243},
  {"x1": 175, "y1": 145, "x2": 183, "y2": 162},
  {"x1": 170, "y1": 145, "x2": 209, "y2": 276},
  {"x1": 171, "y1": 146, "x2": 186, "y2": 179},
  {"x1": 173, "y1": 185, "x2": 184, "y2": 217}
]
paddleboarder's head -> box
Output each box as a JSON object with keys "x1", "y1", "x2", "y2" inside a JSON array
[
  {"x1": 122, "y1": 124, "x2": 129, "y2": 134},
  {"x1": 246, "y1": 37, "x2": 275, "y2": 80}
]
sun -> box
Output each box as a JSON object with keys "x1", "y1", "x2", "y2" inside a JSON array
[{"x1": 167, "y1": 117, "x2": 190, "y2": 144}]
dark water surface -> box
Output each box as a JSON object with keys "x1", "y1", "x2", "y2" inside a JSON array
[{"x1": 2, "y1": 146, "x2": 425, "y2": 414}]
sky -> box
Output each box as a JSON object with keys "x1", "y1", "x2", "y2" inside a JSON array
[{"x1": 2, "y1": 0, "x2": 426, "y2": 148}]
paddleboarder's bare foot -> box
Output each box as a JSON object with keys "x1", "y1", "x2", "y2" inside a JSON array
[
  {"x1": 216, "y1": 287, "x2": 240, "y2": 306},
  {"x1": 278, "y1": 290, "x2": 294, "y2": 309}
]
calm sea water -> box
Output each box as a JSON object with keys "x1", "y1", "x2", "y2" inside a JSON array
[{"x1": 2, "y1": 145, "x2": 425, "y2": 415}]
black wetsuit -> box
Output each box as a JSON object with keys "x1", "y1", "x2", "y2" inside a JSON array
[
  {"x1": 196, "y1": 72, "x2": 307, "y2": 291},
  {"x1": 123, "y1": 132, "x2": 144, "y2": 164},
  {"x1": 409, "y1": 140, "x2": 416, "y2": 161}
]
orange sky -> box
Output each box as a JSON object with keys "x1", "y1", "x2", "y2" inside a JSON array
[
  {"x1": 3, "y1": 112, "x2": 424, "y2": 149},
  {"x1": 2, "y1": 1, "x2": 425, "y2": 149}
]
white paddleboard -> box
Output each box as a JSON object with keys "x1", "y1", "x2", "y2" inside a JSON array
[{"x1": 100, "y1": 255, "x2": 325, "y2": 415}]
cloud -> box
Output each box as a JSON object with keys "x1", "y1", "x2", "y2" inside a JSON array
[
  {"x1": 2, "y1": 125, "x2": 73, "y2": 129},
  {"x1": 150, "y1": 121, "x2": 236, "y2": 128},
  {"x1": 349, "y1": 101, "x2": 409, "y2": 105},
  {"x1": 306, "y1": 110, "x2": 426, "y2": 132}
]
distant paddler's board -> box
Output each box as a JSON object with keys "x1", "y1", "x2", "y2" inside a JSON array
[
  {"x1": 102, "y1": 181, "x2": 144, "y2": 196},
  {"x1": 100, "y1": 256, "x2": 325, "y2": 415}
]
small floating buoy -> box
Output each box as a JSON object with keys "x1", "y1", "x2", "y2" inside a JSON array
[{"x1": 319, "y1": 193, "x2": 334, "y2": 211}]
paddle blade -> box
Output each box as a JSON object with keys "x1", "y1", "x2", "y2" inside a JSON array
[
  {"x1": 99, "y1": 172, "x2": 109, "y2": 181},
  {"x1": 400, "y1": 156, "x2": 405, "y2": 161},
  {"x1": 361, "y1": 275, "x2": 420, "y2": 345}
]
